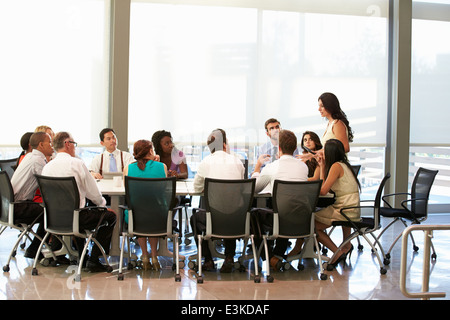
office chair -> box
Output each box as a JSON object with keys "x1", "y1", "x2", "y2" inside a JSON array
[
  {"x1": 32, "y1": 175, "x2": 113, "y2": 282},
  {"x1": 325, "y1": 173, "x2": 391, "y2": 275},
  {"x1": 118, "y1": 176, "x2": 181, "y2": 281},
  {"x1": 0, "y1": 171, "x2": 47, "y2": 272},
  {"x1": 377, "y1": 167, "x2": 438, "y2": 265},
  {"x1": 0, "y1": 158, "x2": 19, "y2": 180},
  {"x1": 195, "y1": 178, "x2": 259, "y2": 283},
  {"x1": 261, "y1": 179, "x2": 327, "y2": 282}
]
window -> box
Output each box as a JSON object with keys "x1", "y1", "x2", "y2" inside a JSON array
[
  {"x1": 128, "y1": 1, "x2": 389, "y2": 195},
  {"x1": 411, "y1": 1, "x2": 450, "y2": 204},
  {"x1": 0, "y1": 0, "x2": 110, "y2": 148}
]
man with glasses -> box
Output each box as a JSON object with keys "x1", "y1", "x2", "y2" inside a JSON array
[
  {"x1": 11, "y1": 132, "x2": 55, "y2": 259},
  {"x1": 42, "y1": 132, "x2": 117, "y2": 272},
  {"x1": 89, "y1": 128, "x2": 134, "y2": 179}
]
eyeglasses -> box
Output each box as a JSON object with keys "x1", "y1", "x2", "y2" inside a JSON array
[{"x1": 66, "y1": 140, "x2": 78, "y2": 147}]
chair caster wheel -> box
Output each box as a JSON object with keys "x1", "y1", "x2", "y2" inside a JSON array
[
  {"x1": 358, "y1": 244, "x2": 364, "y2": 250},
  {"x1": 3, "y1": 265, "x2": 10, "y2": 272},
  {"x1": 267, "y1": 275, "x2": 274, "y2": 283},
  {"x1": 118, "y1": 273, "x2": 124, "y2": 281},
  {"x1": 383, "y1": 258, "x2": 390, "y2": 265},
  {"x1": 320, "y1": 273, "x2": 328, "y2": 280},
  {"x1": 106, "y1": 266, "x2": 113, "y2": 273},
  {"x1": 197, "y1": 276, "x2": 203, "y2": 284},
  {"x1": 431, "y1": 253, "x2": 437, "y2": 260},
  {"x1": 380, "y1": 267, "x2": 387, "y2": 275},
  {"x1": 175, "y1": 275, "x2": 181, "y2": 282},
  {"x1": 413, "y1": 245, "x2": 419, "y2": 252}
]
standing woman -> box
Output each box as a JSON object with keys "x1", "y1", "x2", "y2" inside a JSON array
[
  {"x1": 315, "y1": 139, "x2": 360, "y2": 267},
  {"x1": 152, "y1": 130, "x2": 188, "y2": 179},
  {"x1": 318, "y1": 92, "x2": 353, "y2": 153},
  {"x1": 124, "y1": 139, "x2": 168, "y2": 271}
]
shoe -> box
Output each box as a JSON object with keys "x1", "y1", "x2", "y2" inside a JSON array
[
  {"x1": 269, "y1": 256, "x2": 282, "y2": 272},
  {"x1": 220, "y1": 256, "x2": 234, "y2": 273},
  {"x1": 24, "y1": 248, "x2": 44, "y2": 260},
  {"x1": 86, "y1": 260, "x2": 109, "y2": 273},
  {"x1": 202, "y1": 259, "x2": 215, "y2": 271},
  {"x1": 151, "y1": 257, "x2": 161, "y2": 271},
  {"x1": 344, "y1": 245, "x2": 354, "y2": 261},
  {"x1": 327, "y1": 252, "x2": 347, "y2": 270},
  {"x1": 140, "y1": 255, "x2": 152, "y2": 271}
]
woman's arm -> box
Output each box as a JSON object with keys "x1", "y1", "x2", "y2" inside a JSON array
[
  {"x1": 333, "y1": 120, "x2": 350, "y2": 153},
  {"x1": 319, "y1": 162, "x2": 344, "y2": 196}
]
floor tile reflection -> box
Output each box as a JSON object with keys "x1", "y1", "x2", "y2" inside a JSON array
[{"x1": 1, "y1": 214, "x2": 450, "y2": 300}]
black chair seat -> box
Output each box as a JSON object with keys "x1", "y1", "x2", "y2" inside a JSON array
[
  {"x1": 332, "y1": 217, "x2": 375, "y2": 229},
  {"x1": 380, "y1": 207, "x2": 426, "y2": 220}
]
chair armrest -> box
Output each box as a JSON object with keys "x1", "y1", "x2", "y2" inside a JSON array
[
  {"x1": 339, "y1": 206, "x2": 373, "y2": 230},
  {"x1": 382, "y1": 192, "x2": 411, "y2": 208},
  {"x1": 400, "y1": 197, "x2": 427, "y2": 224}
]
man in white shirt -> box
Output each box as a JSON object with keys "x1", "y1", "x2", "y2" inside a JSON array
[
  {"x1": 42, "y1": 131, "x2": 116, "y2": 272},
  {"x1": 192, "y1": 129, "x2": 245, "y2": 272},
  {"x1": 251, "y1": 129, "x2": 308, "y2": 270},
  {"x1": 89, "y1": 128, "x2": 134, "y2": 179},
  {"x1": 11, "y1": 132, "x2": 54, "y2": 259}
]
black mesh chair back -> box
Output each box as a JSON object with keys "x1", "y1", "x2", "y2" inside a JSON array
[
  {"x1": 410, "y1": 167, "x2": 438, "y2": 218},
  {"x1": 203, "y1": 178, "x2": 255, "y2": 237},
  {"x1": 124, "y1": 176, "x2": 176, "y2": 235},
  {"x1": 0, "y1": 171, "x2": 14, "y2": 223},
  {"x1": 0, "y1": 158, "x2": 18, "y2": 180},
  {"x1": 272, "y1": 179, "x2": 322, "y2": 237},
  {"x1": 35, "y1": 175, "x2": 80, "y2": 234},
  {"x1": 351, "y1": 165, "x2": 361, "y2": 176},
  {"x1": 373, "y1": 172, "x2": 391, "y2": 227}
]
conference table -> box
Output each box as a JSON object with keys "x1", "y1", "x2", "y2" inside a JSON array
[{"x1": 97, "y1": 178, "x2": 334, "y2": 259}]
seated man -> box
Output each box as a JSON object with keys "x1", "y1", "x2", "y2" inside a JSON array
[
  {"x1": 192, "y1": 128, "x2": 245, "y2": 272},
  {"x1": 89, "y1": 128, "x2": 134, "y2": 179},
  {"x1": 254, "y1": 118, "x2": 299, "y2": 172},
  {"x1": 42, "y1": 131, "x2": 117, "y2": 272},
  {"x1": 11, "y1": 131, "x2": 55, "y2": 259},
  {"x1": 251, "y1": 129, "x2": 308, "y2": 270}
]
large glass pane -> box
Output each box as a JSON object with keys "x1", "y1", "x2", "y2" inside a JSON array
[
  {"x1": 0, "y1": 0, "x2": 110, "y2": 150},
  {"x1": 128, "y1": 1, "x2": 389, "y2": 197},
  {"x1": 411, "y1": 16, "x2": 450, "y2": 204}
]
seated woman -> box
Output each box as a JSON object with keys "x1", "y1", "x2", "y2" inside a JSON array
[
  {"x1": 314, "y1": 139, "x2": 360, "y2": 267},
  {"x1": 300, "y1": 130, "x2": 323, "y2": 181},
  {"x1": 123, "y1": 139, "x2": 168, "y2": 271},
  {"x1": 151, "y1": 130, "x2": 188, "y2": 179}
]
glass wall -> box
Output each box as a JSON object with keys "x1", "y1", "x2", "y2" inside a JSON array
[
  {"x1": 411, "y1": 0, "x2": 450, "y2": 204},
  {"x1": 0, "y1": 0, "x2": 110, "y2": 157},
  {"x1": 128, "y1": 0, "x2": 389, "y2": 196}
]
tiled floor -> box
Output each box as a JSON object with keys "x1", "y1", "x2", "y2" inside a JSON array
[{"x1": 1, "y1": 213, "x2": 449, "y2": 301}]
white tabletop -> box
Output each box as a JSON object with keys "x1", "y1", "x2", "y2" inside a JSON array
[{"x1": 97, "y1": 178, "x2": 197, "y2": 196}]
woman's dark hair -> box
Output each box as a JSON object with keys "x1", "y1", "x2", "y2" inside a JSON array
[
  {"x1": 133, "y1": 139, "x2": 153, "y2": 170},
  {"x1": 323, "y1": 139, "x2": 360, "y2": 190},
  {"x1": 301, "y1": 131, "x2": 322, "y2": 177},
  {"x1": 319, "y1": 92, "x2": 354, "y2": 142},
  {"x1": 151, "y1": 130, "x2": 172, "y2": 156}
]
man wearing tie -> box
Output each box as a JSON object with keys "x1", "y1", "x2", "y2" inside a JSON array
[{"x1": 89, "y1": 128, "x2": 134, "y2": 179}]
